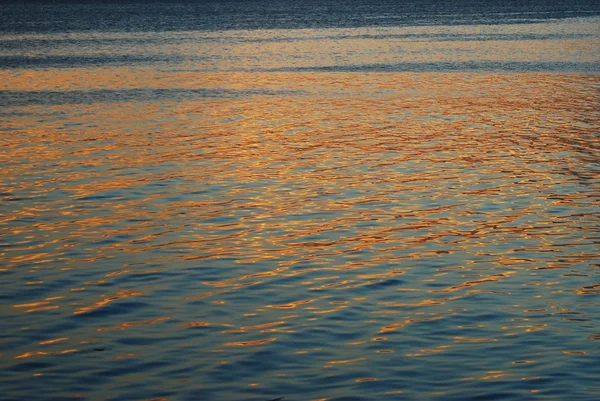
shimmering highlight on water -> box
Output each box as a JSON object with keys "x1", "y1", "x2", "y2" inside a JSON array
[
  {"x1": 1, "y1": 2, "x2": 600, "y2": 400},
  {"x1": 2, "y1": 69, "x2": 598, "y2": 400}
]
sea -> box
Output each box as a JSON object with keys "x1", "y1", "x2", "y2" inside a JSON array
[{"x1": 1, "y1": 1, "x2": 599, "y2": 400}]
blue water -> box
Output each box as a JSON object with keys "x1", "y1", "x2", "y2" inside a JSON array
[
  {"x1": 2, "y1": 0, "x2": 600, "y2": 33},
  {"x1": 1, "y1": 1, "x2": 599, "y2": 401}
]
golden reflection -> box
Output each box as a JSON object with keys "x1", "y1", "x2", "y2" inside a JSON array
[
  {"x1": 512, "y1": 360, "x2": 536, "y2": 365},
  {"x1": 12, "y1": 300, "x2": 61, "y2": 313},
  {"x1": 224, "y1": 338, "x2": 277, "y2": 347},
  {"x1": 15, "y1": 349, "x2": 78, "y2": 359},
  {"x1": 181, "y1": 322, "x2": 210, "y2": 327},
  {"x1": 267, "y1": 299, "x2": 313, "y2": 309},
  {"x1": 380, "y1": 299, "x2": 444, "y2": 307},
  {"x1": 481, "y1": 371, "x2": 512, "y2": 380},
  {"x1": 1, "y1": 66, "x2": 598, "y2": 400},
  {"x1": 221, "y1": 329, "x2": 245, "y2": 334},
  {"x1": 454, "y1": 337, "x2": 498, "y2": 343},
  {"x1": 309, "y1": 281, "x2": 355, "y2": 290},
  {"x1": 434, "y1": 271, "x2": 516, "y2": 293},
  {"x1": 96, "y1": 317, "x2": 170, "y2": 332},
  {"x1": 587, "y1": 334, "x2": 600, "y2": 340},
  {"x1": 575, "y1": 283, "x2": 600, "y2": 295},
  {"x1": 323, "y1": 358, "x2": 365, "y2": 368},
  {"x1": 73, "y1": 290, "x2": 143, "y2": 315},
  {"x1": 39, "y1": 338, "x2": 69, "y2": 345},
  {"x1": 105, "y1": 268, "x2": 161, "y2": 277},
  {"x1": 240, "y1": 321, "x2": 285, "y2": 330},
  {"x1": 380, "y1": 316, "x2": 443, "y2": 333},
  {"x1": 114, "y1": 353, "x2": 137, "y2": 360},
  {"x1": 13, "y1": 301, "x2": 52, "y2": 309}
]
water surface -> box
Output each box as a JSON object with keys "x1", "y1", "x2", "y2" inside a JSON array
[{"x1": 1, "y1": 2, "x2": 599, "y2": 401}]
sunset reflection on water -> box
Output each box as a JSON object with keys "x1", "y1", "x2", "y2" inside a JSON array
[{"x1": 1, "y1": 67, "x2": 599, "y2": 400}]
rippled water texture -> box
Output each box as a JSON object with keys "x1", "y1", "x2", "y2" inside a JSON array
[{"x1": 1, "y1": 2, "x2": 600, "y2": 401}]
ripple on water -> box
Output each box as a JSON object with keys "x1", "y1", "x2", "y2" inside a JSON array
[{"x1": 1, "y1": 72, "x2": 599, "y2": 401}]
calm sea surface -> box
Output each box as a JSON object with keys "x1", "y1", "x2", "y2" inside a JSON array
[{"x1": 1, "y1": 1, "x2": 599, "y2": 400}]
